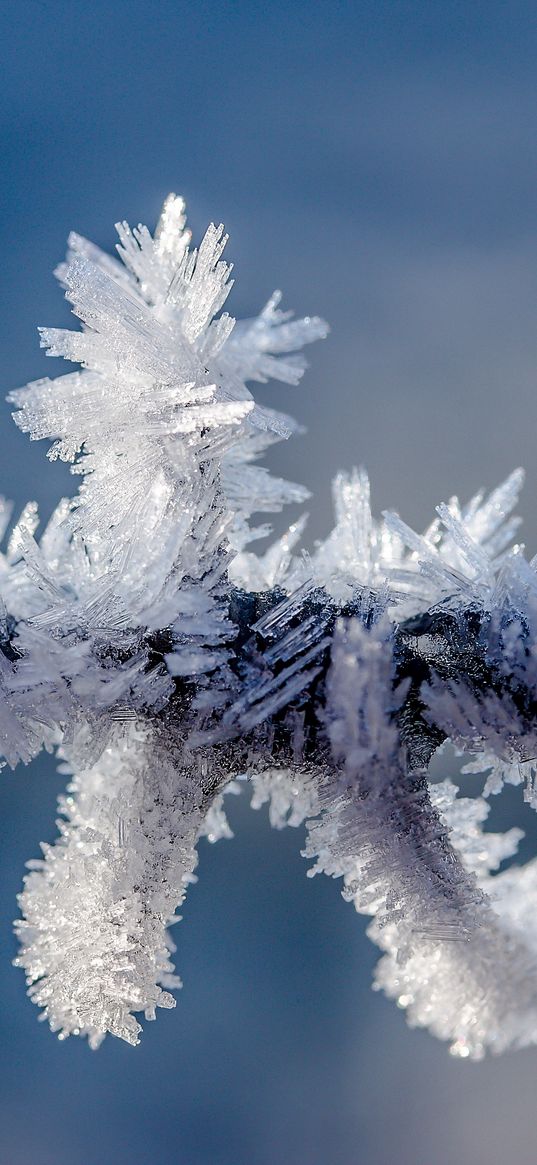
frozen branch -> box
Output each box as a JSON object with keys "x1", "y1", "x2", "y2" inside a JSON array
[{"x1": 5, "y1": 195, "x2": 537, "y2": 1058}]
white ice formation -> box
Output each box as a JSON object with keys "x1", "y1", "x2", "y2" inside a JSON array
[{"x1": 6, "y1": 195, "x2": 537, "y2": 1059}]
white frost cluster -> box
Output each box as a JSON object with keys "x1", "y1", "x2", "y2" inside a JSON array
[
  {"x1": 305, "y1": 618, "x2": 537, "y2": 1059},
  {"x1": 5, "y1": 194, "x2": 537, "y2": 1058},
  {"x1": 16, "y1": 722, "x2": 206, "y2": 1047}
]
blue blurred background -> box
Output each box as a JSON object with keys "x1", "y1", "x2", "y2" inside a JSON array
[{"x1": 3, "y1": 2, "x2": 537, "y2": 1162}]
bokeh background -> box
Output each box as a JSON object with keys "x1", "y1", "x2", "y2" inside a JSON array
[{"x1": 2, "y1": 3, "x2": 537, "y2": 1163}]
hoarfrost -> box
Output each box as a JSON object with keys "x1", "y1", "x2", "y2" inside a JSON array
[{"x1": 5, "y1": 194, "x2": 537, "y2": 1058}]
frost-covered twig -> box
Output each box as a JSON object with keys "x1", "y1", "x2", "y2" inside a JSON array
[{"x1": 5, "y1": 195, "x2": 537, "y2": 1058}]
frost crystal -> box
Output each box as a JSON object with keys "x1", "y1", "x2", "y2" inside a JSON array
[{"x1": 6, "y1": 195, "x2": 537, "y2": 1058}]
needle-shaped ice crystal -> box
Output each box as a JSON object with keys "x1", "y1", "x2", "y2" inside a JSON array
[{"x1": 6, "y1": 194, "x2": 537, "y2": 1059}]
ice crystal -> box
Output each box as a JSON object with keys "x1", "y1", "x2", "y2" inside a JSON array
[{"x1": 5, "y1": 194, "x2": 537, "y2": 1058}]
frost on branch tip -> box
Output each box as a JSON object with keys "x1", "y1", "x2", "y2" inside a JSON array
[{"x1": 5, "y1": 194, "x2": 537, "y2": 1059}]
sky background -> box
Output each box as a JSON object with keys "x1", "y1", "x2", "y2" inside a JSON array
[{"x1": 2, "y1": 2, "x2": 537, "y2": 1163}]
